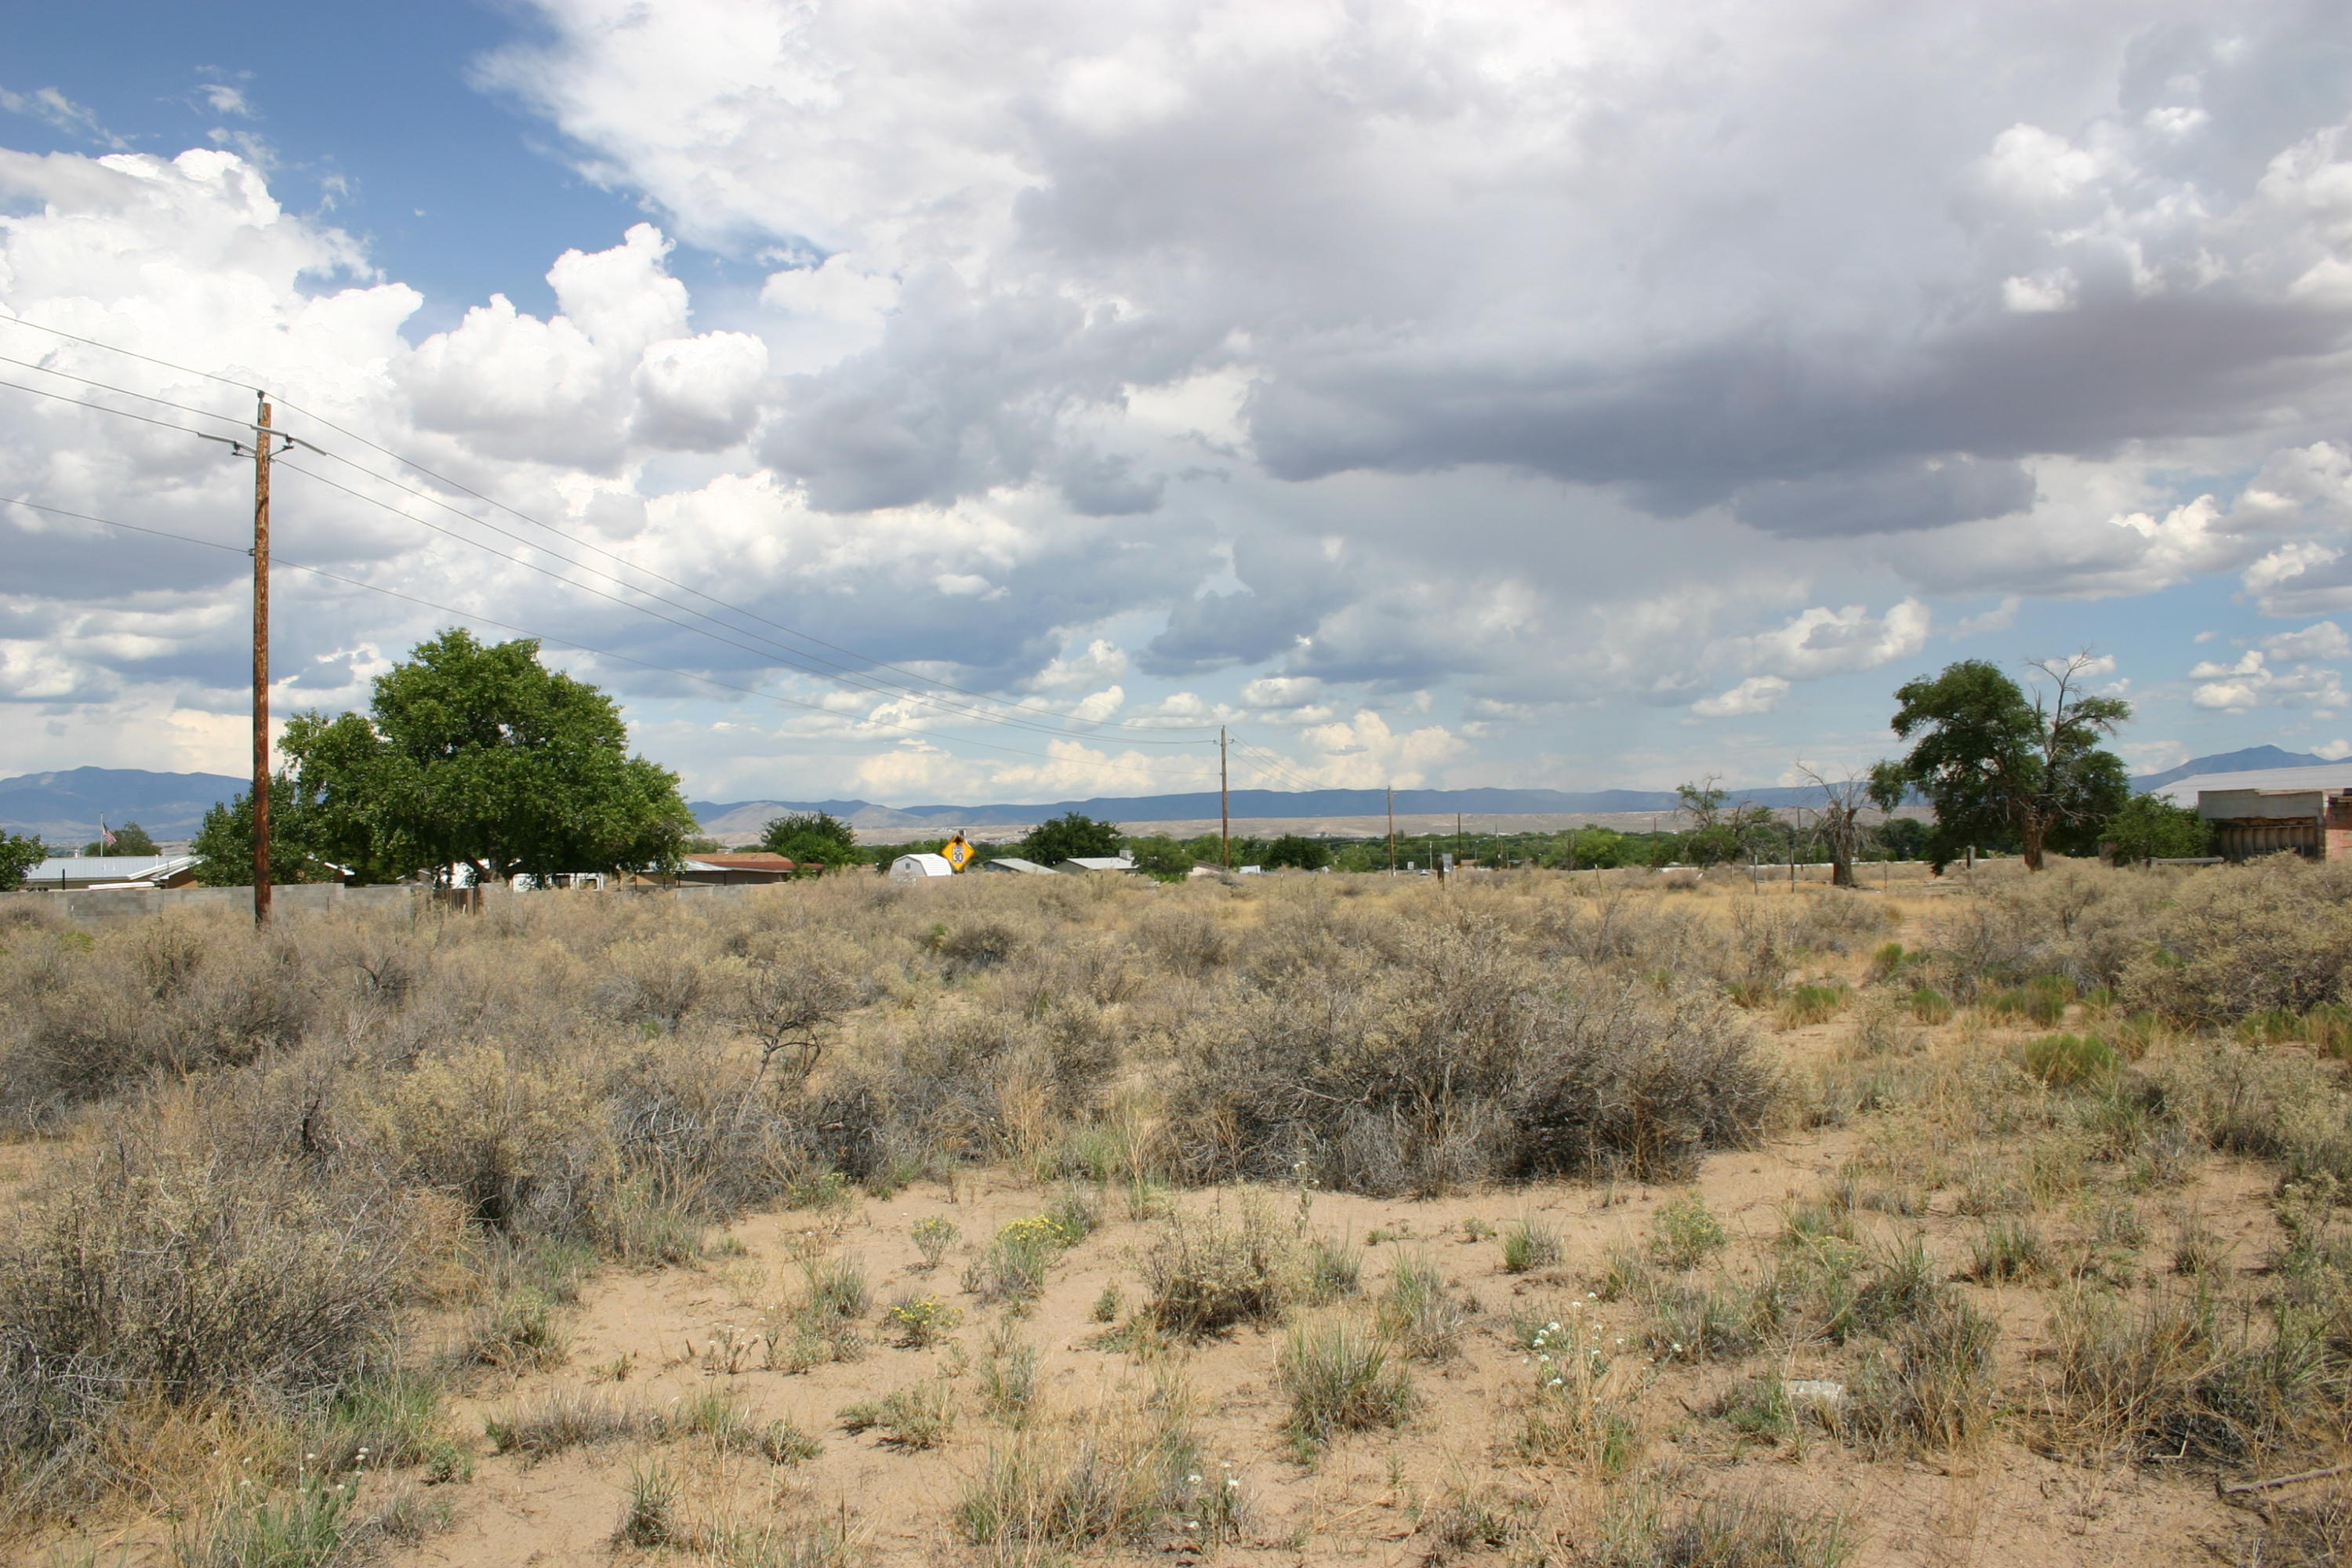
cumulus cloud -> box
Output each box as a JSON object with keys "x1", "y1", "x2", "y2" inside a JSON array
[{"x1": 1693, "y1": 677, "x2": 1791, "y2": 719}]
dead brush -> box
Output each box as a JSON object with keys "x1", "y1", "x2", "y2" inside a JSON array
[{"x1": 1139, "y1": 1198, "x2": 1296, "y2": 1337}]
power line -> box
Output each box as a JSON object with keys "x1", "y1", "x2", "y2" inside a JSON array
[
  {"x1": 0, "y1": 308, "x2": 1217, "y2": 740},
  {"x1": 5, "y1": 494, "x2": 1221, "y2": 782},
  {"x1": 0, "y1": 351, "x2": 260, "y2": 434},
  {"x1": 0, "y1": 375, "x2": 246, "y2": 446}
]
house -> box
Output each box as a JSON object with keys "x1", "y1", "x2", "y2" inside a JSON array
[
  {"x1": 674, "y1": 853, "x2": 798, "y2": 885},
  {"x1": 888, "y1": 852, "x2": 956, "y2": 880},
  {"x1": 2159, "y1": 764, "x2": 2352, "y2": 860},
  {"x1": 1054, "y1": 854, "x2": 1137, "y2": 874},
  {"x1": 24, "y1": 855, "x2": 201, "y2": 891},
  {"x1": 978, "y1": 856, "x2": 1054, "y2": 875}
]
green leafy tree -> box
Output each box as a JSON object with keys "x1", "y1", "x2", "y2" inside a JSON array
[
  {"x1": 2103, "y1": 793, "x2": 2215, "y2": 862},
  {"x1": 1263, "y1": 833, "x2": 1331, "y2": 870},
  {"x1": 0, "y1": 832, "x2": 47, "y2": 891},
  {"x1": 1548, "y1": 826, "x2": 1636, "y2": 869},
  {"x1": 80, "y1": 822, "x2": 159, "y2": 857},
  {"x1": 200, "y1": 630, "x2": 695, "y2": 887},
  {"x1": 760, "y1": 810, "x2": 862, "y2": 868},
  {"x1": 1888, "y1": 654, "x2": 2131, "y2": 871},
  {"x1": 1018, "y1": 811, "x2": 1123, "y2": 865},
  {"x1": 188, "y1": 784, "x2": 341, "y2": 885},
  {"x1": 1125, "y1": 835, "x2": 1196, "y2": 881}
]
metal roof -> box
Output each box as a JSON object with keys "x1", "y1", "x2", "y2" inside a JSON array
[
  {"x1": 2153, "y1": 763, "x2": 2352, "y2": 806},
  {"x1": 26, "y1": 855, "x2": 198, "y2": 884}
]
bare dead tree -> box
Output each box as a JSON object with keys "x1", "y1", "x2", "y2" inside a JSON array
[{"x1": 1796, "y1": 764, "x2": 1876, "y2": 888}]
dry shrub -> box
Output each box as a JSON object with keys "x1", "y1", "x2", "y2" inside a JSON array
[
  {"x1": 0, "y1": 916, "x2": 319, "y2": 1113},
  {"x1": 2153, "y1": 1045, "x2": 2352, "y2": 1190},
  {"x1": 0, "y1": 1138, "x2": 439, "y2": 1515},
  {"x1": 1169, "y1": 920, "x2": 1775, "y2": 1193},
  {"x1": 1849, "y1": 1299, "x2": 1997, "y2": 1454},
  {"x1": 1140, "y1": 1198, "x2": 1295, "y2": 1337},
  {"x1": 2122, "y1": 856, "x2": 2352, "y2": 1025}
]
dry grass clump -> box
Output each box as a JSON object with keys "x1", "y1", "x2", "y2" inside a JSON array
[
  {"x1": 2119, "y1": 855, "x2": 2352, "y2": 1025},
  {"x1": 954, "y1": 1378, "x2": 1244, "y2": 1552},
  {"x1": 1588, "y1": 1483, "x2": 1853, "y2": 1568},
  {"x1": 1278, "y1": 1314, "x2": 1414, "y2": 1452},
  {"x1": 2035, "y1": 1287, "x2": 2325, "y2": 1465}
]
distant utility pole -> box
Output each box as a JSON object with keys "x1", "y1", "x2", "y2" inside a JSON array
[
  {"x1": 1219, "y1": 726, "x2": 1229, "y2": 869},
  {"x1": 250, "y1": 393, "x2": 274, "y2": 925},
  {"x1": 1456, "y1": 811, "x2": 1464, "y2": 866},
  {"x1": 1387, "y1": 786, "x2": 1396, "y2": 874}
]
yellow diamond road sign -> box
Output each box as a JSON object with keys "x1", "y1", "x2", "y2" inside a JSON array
[{"x1": 942, "y1": 835, "x2": 974, "y2": 871}]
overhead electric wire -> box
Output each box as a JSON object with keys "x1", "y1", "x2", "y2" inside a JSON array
[
  {"x1": 0, "y1": 308, "x2": 1218, "y2": 740},
  {"x1": 1229, "y1": 734, "x2": 1330, "y2": 795},
  {"x1": 0, "y1": 375, "x2": 245, "y2": 445},
  {"x1": 0, "y1": 351, "x2": 262, "y2": 434},
  {"x1": 2, "y1": 493, "x2": 1221, "y2": 783}
]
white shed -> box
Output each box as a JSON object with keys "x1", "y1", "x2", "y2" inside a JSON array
[
  {"x1": 978, "y1": 856, "x2": 1054, "y2": 875},
  {"x1": 888, "y1": 852, "x2": 957, "y2": 881}
]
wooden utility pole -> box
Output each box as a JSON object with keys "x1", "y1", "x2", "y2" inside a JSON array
[
  {"x1": 1219, "y1": 726, "x2": 1229, "y2": 869},
  {"x1": 250, "y1": 394, "x2": 274, "y2": 924},
  {"x1": 1387, "y1": 786, "x2": 1396, "y2": 874}
]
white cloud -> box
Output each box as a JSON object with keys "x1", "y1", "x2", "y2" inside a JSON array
[
  {"x1": 2318, "y1": 739, "x2": 2352, "y2": 760},
  {"x1": 1692, "y1": 676, "x2": 1791, "y2": 718},
  {"x1": 2263, "y1": 621, "x2": 2352, "y2": 661},
  {"x1": 1733, "y1": 601, "x2": 1929, "y2": 681}
]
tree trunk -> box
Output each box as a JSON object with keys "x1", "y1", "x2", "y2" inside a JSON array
[
  {"x1": 2020, "y1": 817, "x2": 2046, "y2": 872},
  {"x1": 1832, "y1": 848, "x2": 1854, "y2": 887}
]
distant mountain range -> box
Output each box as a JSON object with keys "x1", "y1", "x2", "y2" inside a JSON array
[
  {"x1": 3, "y1": 745, "x2": 2334, "y2": 843},
  {"x1": 0, "y1": 767, "x2": 244, "y2": 842}
]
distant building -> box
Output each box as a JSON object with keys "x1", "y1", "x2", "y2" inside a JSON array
[
  {"x1": 978, "y1": 856, "x2": 1054, "y2": 875},
  {"x1": 24, "y1": 855, "x2": 201, "y2": 891},
  {"x1": 1054, "y1": 854, "x2": 1137, "y2": 874},
  {"x1": 888, "y1": 852, "x2": 956, "y2": 881},
  {"x1": 2164, "y1": 764, "x2": 2352, "y2": 859},
  {"x1": 675, "y1": 853, "x2": 798, "y2": 885}
]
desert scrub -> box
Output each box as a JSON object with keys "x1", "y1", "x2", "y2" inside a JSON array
[
  {"x1": 964, "y1": 1214, "x2": 1082, "y2": 1305},
  {"x1": 1648, "y1": 1193, "x2": 1728, "y2": 1269},
  {"x1": 1502, "y1": 1218, "x2": 1563, "y2": 1274},
  {"x1": 1965, "y1": 1218, "x2": 2049, "y2": 1283},
  {"x1": 1849, "y1": 1298, "x2": 1998, "y2": 1454},
  {"x1": 909, "y1": 1214, "x2": 958, "y2": 1270},
  {"x1": 955, "y1": 1385, "x2": 1244, "y2": 1552},
  {"x1": 174, "y1": 1475, "x2": 355, "y2": 1568},
  {"x1": 2018, "y1": 1032, "x2": 2117, "y2": 1090},
  {"x1": 1164, "y1": 920, "x2": 1777, "y2": 1192},
  {"x1": 1907, "y1": 986, "x2": 1955, "y2": 1025},
  {"x1": 1517, "y1": 1308, "x2": 1641, "y2": 1475},
  {"x1": 1776, "y1": 982, "x2": 1852, "y2": 1029},
  {"x1": 1594, "y1": 1485, "x2": 1853, "y2": 1568},
  {"x1": 1279, "y1": 1316, "x2": 1414, "y2": 1452},
  {"x1": 764, "y1": 1254, "x2": 869, "y2": 1371},
  {"x1": 486, "y1": 1389, "x2": 650, "y2": 1458},
  {"x1": 1139, "y1": 1199, "x2": 1296, "y2": 1337},
  {"x1": 1375, "y1": 1253, "x2": 1473, "y2": 1360},
  {"x1": 885, "y1": 1294, "x2": 962, "y2": 1348},
  {"x1": 838, "y1": 1379, "x2": 957, "y2": 1450},
  {"x1": 2036, "y1": 1287, "x2": 2321, "y2": 1465}
]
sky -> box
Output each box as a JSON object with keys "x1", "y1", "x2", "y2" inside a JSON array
[{"x1": 4, "y1": 1, "x2": 2352, "y2": 806}]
